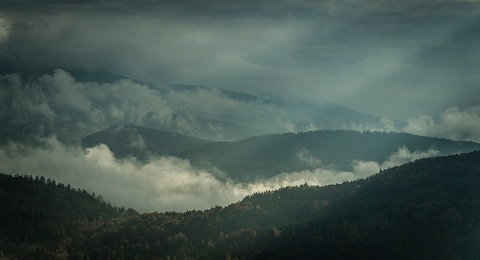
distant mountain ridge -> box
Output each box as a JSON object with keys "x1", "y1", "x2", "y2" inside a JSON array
[
  {"x1": 179, "y1": 130, "x2": 480, "y2": 181},
  {"x1": 168, "y1": 83, "x2": 401, "y2": 136},
  {"x1": 82, "y1": 125, "x2": 480, "y2": 182},
  {"x1": 170, "y1": 84, "x2": 275, "y2": 104},
  {"x1": 0, "y1": 69, "x2": 407, "y2": 144},
  {"x1": 82, "y1": 124, "x2": 210, "y2": 159}
]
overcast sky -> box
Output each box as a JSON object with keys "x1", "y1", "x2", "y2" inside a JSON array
[{"x1": 1, "y1": 0, "x2": 479, "y2": 120}]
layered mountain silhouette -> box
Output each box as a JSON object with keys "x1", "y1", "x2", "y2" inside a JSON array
[
  {"x1": 82, "y1": 125, "x2": 480, "y2": 181},
  {"x1": 1, "y1": 69, "x2": 403, "y2": 144},
  {"x1": 2, "y1": 150, "x2": 480, "y2": 258},
  {"x1": 3, "y1": 69, "x2": 480, "y2": 258},
  {"x1": 167, "y1": 84, "x2": 402, "y2": 139}
]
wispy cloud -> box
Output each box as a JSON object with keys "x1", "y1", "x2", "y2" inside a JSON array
[
  {"x1": 264, "y1": 146, "x2": 439, "y2": 189},
  {"x1": 0, "y1": 138, "x2": 244, "y2": 212},
  {"x1": 0, "y1": 69, "x2": 291, "y2": 142},
  {"x1": 403, "y1": 106, "x2": 480, "y2": 143},
  {"x1": 351, "y1": 146, "x2": 439, "y2": 178}
]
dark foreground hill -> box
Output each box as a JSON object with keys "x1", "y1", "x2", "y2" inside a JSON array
[
  {"x1": 83, "y1": 125, "x2": 480, "y2": 182},
  {"x1": 0, "y1": 173, "x2": 138, "y2": 258},
  {"x1": 2, "y1": 151, "x2": 480, "y2": 259}
]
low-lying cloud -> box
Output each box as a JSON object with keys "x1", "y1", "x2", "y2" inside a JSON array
[
  {"x1": 263, "y1": 146, "x2": 439, "y2": 190},
  {"x1": 0, "y1": 138, "x2": 247, "y2": 212},
  {"x1": 403, "y1": 106, "x2": 480, "y2": 143},
  {"x1": 0, "y1": 139, "x2": 438, "y2": 213},
  {"x1": 0, "y1": 69, "x2": 289, "y2": 142},
  {"x1": 2, "y1": 69, "x2": 478, "y2": 144},
  {"x1": 346, "y1": 106, "x2": 480, "y2": 144},
  {"x1": 351, "y1": 146, "x2": 439, "y2": 178}
]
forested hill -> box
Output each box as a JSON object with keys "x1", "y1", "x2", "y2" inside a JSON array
[
  {"x1": 81, "y1": 124, "x2": 210, "y2": 160},
  {"x1": 244, "y1": 150, "x2": 480, "y2": 259},
  {"x1": 0, "y1": 173, "x2": 137, "y2": 258},
  {"x1": 180, "y1": 130, "x2": 480, "y2": 181},
  {"x1": 82, "y1": 126, "x2": 480, "y2": 182},
  {"x1": 2, "y1": 151, "x2": 480, "y2": 259}
]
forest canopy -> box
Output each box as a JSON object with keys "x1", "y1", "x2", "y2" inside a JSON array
[{"x1": 1, "y1": 150, "x2": 480, "y2": 259}]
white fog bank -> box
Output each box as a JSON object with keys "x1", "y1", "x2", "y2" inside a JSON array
[{"x1": 0, "y1": 138, "x2": 439, "y2": 212}]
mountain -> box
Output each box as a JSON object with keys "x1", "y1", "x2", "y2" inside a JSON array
[
  {"x1": 281, "y1": 99, "x2": 404, "y2": 130},
  {"x1": 81, "y1": 124, "x2": 210, "y2": 160},
  {"x1": 2, "y1": 151, "x2": 480, "y2": 259},
  {"x1": 171, "y1": 84, "x2": 276, "y2": 104},
  {"x1": 157, "y1": 82, "x2": 399, "y2": 141},
  {"x1": 168, "y1": 84, "x2": 400, "y2": 138},
  {"x1": 180, "y1": 130, "x2": 480, "y2": 181},
  {"x1": 0, "y1": 172, "x2": 137, "y2": 258},
  {"x1": 0, "y1": 69, "x2": 406, "y2": 144},
  {"x1": 232, "y1": 151, "x2": 480, "y2": 259},
  {"x1": 153, "y1": 115, "x2": 263, "y2": 142},
  {"x1": 83, "y1": 125, "x2": 480, "y2": 182}
]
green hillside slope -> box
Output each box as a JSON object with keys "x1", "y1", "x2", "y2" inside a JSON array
[
  {"x1": 181, "y1": 130, "x2": 480, "y2": 181},
  {"x1": 82, "y1": 126, "x2": 480, "y2": 182},
  {"x1": 81, "y1": 124, "x2": 210, "y2": 160},
  {"x1": 2, "y1": 151, "x2": 480, "y2": 258}
]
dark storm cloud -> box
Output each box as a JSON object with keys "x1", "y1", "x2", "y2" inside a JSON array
[{"x1": 0, "y1": 0, "x2": 479, "y2": 120}]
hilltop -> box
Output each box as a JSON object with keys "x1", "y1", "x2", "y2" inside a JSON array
[
  {"x1": 81, "y1": 124, "x2": 210, "y2": 160},
  {"x1": 82, "y1": 125, "x2": 480, "y2": 181},
  {"x1": 2, "y1": 151, "x2": 480, "y2": 258}
]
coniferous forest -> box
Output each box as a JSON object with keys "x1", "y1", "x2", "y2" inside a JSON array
[
  {"x1": 82, "y1": 126, "x2": 480, "y2": 182},
  {"x1": 2, "y1": 151, "x2": 480, "y2": 259}
]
